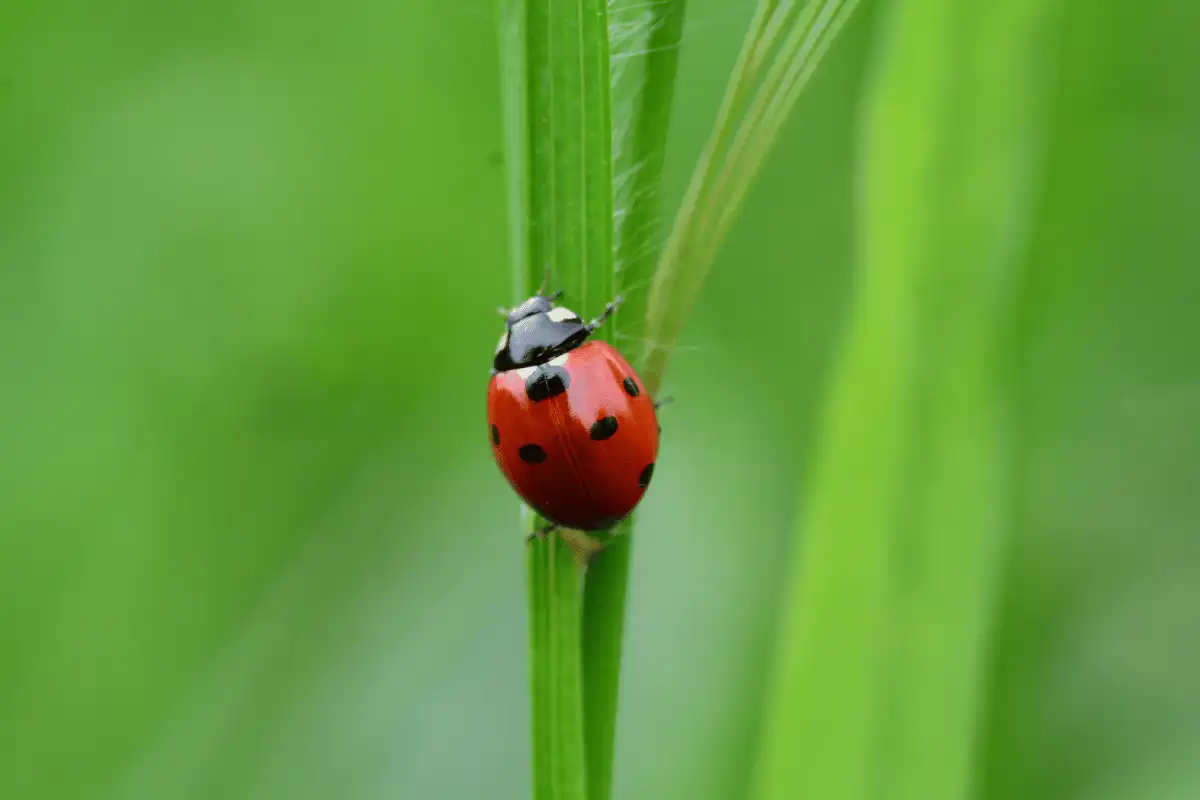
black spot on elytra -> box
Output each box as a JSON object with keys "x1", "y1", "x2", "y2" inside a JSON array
[
  {"x1": 519, "y1": 444, "x2": 547, "y2": 464},
  {"x1": 623, "y1": 376, "x2": 640, "y2": 397},
  {"x1": 526, "y1": 364, "x2": 570, "y2": 402},
  {"x1": 491, "y1": 424, "x2": 500, "y2": 445},
  {"x1": 637, "y1": 462, "x2": 655, "y2": 488},
  {"x1": 590, "y1": 415, "x2": 618, "y2": 440}
]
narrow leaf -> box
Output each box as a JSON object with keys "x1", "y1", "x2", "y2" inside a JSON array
[
  {"x1": 752, "y1": 0, "x2": 1061, "y2": 797},
  {"x1": 640, "y1": 0, "x2": 860, "y2": 396},
  {"x1": 500, "y1": 0, "x2": 615, "y2": 796}
]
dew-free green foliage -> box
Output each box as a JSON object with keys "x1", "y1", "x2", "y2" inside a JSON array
[
  {"x1": 525, "y1": 534, "x2": 586, "y2": 799},
  {"x1": 499, "y1": 0, "x2": 614, "y2": 795},
  {"x1": 753, "y1": 0, "x2": 1061, "y2": 797},
  {"x1": 2, "y1": 1, "x2": 1200, "y2": 799}
]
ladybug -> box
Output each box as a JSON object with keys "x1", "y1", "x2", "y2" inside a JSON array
[{"x1": 487, "y1": 290, "x2": 662, "y2": 535}]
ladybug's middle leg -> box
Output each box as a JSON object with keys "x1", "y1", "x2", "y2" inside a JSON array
[{"x1": 653, "y1": 395, "x2": 674, "y2": 436}]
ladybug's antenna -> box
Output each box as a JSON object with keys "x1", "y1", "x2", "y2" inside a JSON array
[
  {"x1": 536, "y1": 267, "x2": 552, "y2": 297},
  {"x1": 547, "y1": 289, "x2": 563, "y2": 303},
  {"x1": 496, "y1": 306, "x2": 510, "y2": 317}
]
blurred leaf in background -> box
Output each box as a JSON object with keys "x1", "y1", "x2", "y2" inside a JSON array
[
  {"x1": 0, "y1": 0, "x2": 1197, "y2": 799},
  {"x1": 980, "y1": 1, "x2": 1200, "y2": 797}
]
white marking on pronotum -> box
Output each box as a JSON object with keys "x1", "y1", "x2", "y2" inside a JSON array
[
  {"x1": 515, "y1": 366, "x2": 537, "y2": 380},
  {"x1": 548, "y1": 354, "x2": 569, "y2": 367},
  {"x1": 546, "y1": 306, "x2": 581, "y2": 323}
]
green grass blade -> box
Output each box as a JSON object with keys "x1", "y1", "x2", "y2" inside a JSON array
[
  {"x1": 580, "y1": 4, "x2": 688, "y2": 799},
  {"x1": 607, "y1": 0, "x2": 689, "y2": 342},
  {"x1": 639, "y1": 0, "x2": 775, "y2": 394},
  {"x1": 525, "y1": 0, "x2": 614, "y2": 313},
  {"x1": 752, "y1": 0, "x2": 1061, "y2": 797},
  {"x1": 579, "y1": 521, "x2": 631, "y2": 800},
  {"x1": 500, "y1": 0, "x2": 615, "y2": 796},
  {"x1": 499, "y1": 0, "x2": 530, "y2": 303},
  {"x1": 701, "y1": 0, "x2": 861, "y2": 261},
  {"x1": 640, "y1": 0, "x2": 859, "y2": 396},
  {"x1": 525, "y1": 532, "x2": 553, "y2": 798}
]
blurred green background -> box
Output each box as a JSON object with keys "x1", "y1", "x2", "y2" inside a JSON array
[{"x1": 2, "y1": 0, "x2": 1198, "y2": 798}]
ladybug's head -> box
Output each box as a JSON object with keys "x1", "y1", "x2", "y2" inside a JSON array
[{"x1": 493, "y1": 292, "x2": 590, "y2": 373}]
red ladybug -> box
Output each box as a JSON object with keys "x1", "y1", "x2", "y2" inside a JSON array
[{"x1": 487, "y1": 291, "x2": 661, "y2": 533}]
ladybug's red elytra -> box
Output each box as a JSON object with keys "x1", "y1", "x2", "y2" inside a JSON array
[{"x1": 487, "y1": 291, "x2": 661, "y2": 536}]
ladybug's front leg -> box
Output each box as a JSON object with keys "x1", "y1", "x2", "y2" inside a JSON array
[
  {"x1": 585, "y1": 295, "x2": 624, "y2": 333},
  {"x1": 525, "y1": 521, "x2": 560, "y2": 544},
  {"x1": 524, "y1": 524, "x2": 603, "y2": 563}
]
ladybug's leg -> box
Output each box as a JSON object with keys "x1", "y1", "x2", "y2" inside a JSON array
[
  {"x1": 653, "y1": 395, "x2": 674, "y2": 435},
  {"x1": 585, "y1": 295, "x2": 624, "y2": 333},
  {"x1": 525, "y1": 521, "x2": 560, "y2": 544}
]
